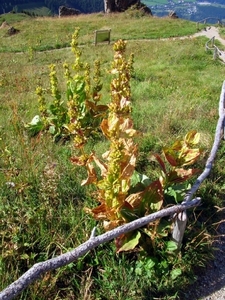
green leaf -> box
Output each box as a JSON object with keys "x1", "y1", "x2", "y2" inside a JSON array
[
  {"x1": 118, "y1": 231, "x2": 141, "y2": 252},
  {"x1": 135, "y1": 266, "x2": 143, "y2": 276},
  {"x1": 29, "y1": 115, "x2": 41, "y2": 126},
  {"x1": 120, "y1": 205, "x2": 138, "y2": 222},
  {"x1": 70, "y1": 80, "x2": 86, "y2": 103},
  {"x1": 20, "y1": 253, "x2": 29, "y2": 260},
  {"x1": 166, "y1": 186, "x2": 177, "y2": 201},
  {"x1": 135, "y1": 257, "x2": 156, "y2": 277},
  {"x1": 66, "y1": 86, "x2": 73, "y2": 100},
  {"x1": 145, "y1": 257, "x2": 156, "y2": 270},
  {"x1": 156, "y1": 219, "x2": 171, "y2": 237},
  {"x1": 166, "y1": 241, "x2": 178, "y2": 252},
  {"x1": 49, "y1": 125, "x2": 56, "y2": 135},
  {"x1": 142, "y1": 179, "x2": 163, "y2": 212},
  {"x1": 131, "y1": 170, "x2": 151, "y2": 188},
  {"x1": 171, "y1": 268, "x2": 182, "y2": 280},
  {"x1": 160, "y1": 260, "x2": 168, "y2": 270},
  {"x1": 25, "y1": 115, "x2": 44, "y2": 136}
]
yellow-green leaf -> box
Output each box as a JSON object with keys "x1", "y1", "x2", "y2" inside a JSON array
[
  {"x1": 185, "y1": 130, "x2": 200, "y2": 146},
  {"x1": 117, "y1": 231, "x2": 141, "y2": 252}
]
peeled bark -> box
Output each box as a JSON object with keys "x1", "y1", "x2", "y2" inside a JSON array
[{"x1": 104, "y1": 0, "x2": 115, "y2": 13}]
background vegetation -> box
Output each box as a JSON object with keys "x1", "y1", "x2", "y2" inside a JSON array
[
  {"x1": 0, "y1": 0, "x2": 104, "y2": 15},
  {"x1": 0, "y1": 12, "x2": 225, "y2": 299},
  {"x1": 1, "y1": 0, "x2": 225, "y2": 22}
]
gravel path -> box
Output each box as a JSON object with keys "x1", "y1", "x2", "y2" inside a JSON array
[
  {"x1": 192, "y1": 26, "x2": 225, "y2": 46},
  {"x1": 185, "y1": 218, "x2": 225, "y2": 300},
  {"x1": 193, "y1": 26, "x2": 225, "y2": 63},
  {"x1": 159, "y1": 26, "x2": 225, "y2": 63}
]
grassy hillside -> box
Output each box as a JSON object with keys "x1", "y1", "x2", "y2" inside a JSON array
[
  {"x1": 0, "y1": 12, "x2": 225, "y2": 299},
  {"x1": 0, "y1": 12, "x2": 198, "y2": 52}
]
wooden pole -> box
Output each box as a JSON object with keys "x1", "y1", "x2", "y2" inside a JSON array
[
  {"x1": 213, "y1": 47, "x2": 218, "y2": 60},
  {"x1": 172, "y1": 211, "x2": 187, "y2": 249}
]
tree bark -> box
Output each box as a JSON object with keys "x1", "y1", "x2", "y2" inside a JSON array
[{"x1": 104, "y1": 0, "x2": 115, "y2": 13}]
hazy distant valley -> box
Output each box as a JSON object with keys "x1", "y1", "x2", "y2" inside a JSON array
[{"x1": 143, "y1": 0, "x2": 225, "y2": 23}]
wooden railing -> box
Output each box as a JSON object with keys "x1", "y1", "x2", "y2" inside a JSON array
[
  {"x1": 205, "y1": 36, "x2": 225, "y2": 62},
  {"x1": 196, "y1": 17, "x2": 223, "y2": 30}
]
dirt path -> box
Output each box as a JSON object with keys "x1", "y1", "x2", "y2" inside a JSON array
[
  {"x1": 192, "y1": 26, "x2": 225, "y2": 46},
  {"x1": 159, "y1": 26, "x2": 225, "y2": 63},
  {"x1": 185, "y1": 218, "x2": 225, "y2": 300},
  {"x1": 193, "y1": 26, "x2": 225, "y2": 63}
]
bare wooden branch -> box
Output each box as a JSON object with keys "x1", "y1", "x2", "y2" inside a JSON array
[
  {"x1": 0, "y1": 198, "x2": 201, "y2": 300},
  {"x1": 184, "y1": 80, "x2": 225, "y2": 203}
]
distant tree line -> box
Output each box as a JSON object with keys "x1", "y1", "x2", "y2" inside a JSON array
[{"x1": 0, "y1": 0, "x2": 104, "y2": 15}]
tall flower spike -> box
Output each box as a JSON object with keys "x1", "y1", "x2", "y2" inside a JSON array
[
  {"x1": 71, "y1": 28, "x2": 83, "y2": 71},
  {"x1": 85, "y1": 39, "x2": 137, "y2": 231},
  {"x1": 49, "y1": 64, "x2": 61, "y2": 105},
  {"x1": 36, "y1": 86, "x2": 47, "y2": 119}
]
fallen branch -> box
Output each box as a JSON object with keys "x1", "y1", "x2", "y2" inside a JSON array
[{"x1": 0, "y1": 198, "x2": 201, "y2": 300}]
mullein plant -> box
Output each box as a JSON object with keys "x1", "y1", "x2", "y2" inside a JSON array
[
  {"x1": 71, "y1": 39, "x2": 164, "y2": 252},
  {"x1": 71, "y1": 39, "x2": 202, "y2": 253},
  {"x1": 26, "y1": 29, "x2": 202, "y2": 253},
  {"x1": 25, "y1": 28, "x2": 107, "y2": 143},
  {"x1": 79, "y1": 39, "x2": 138, "y2": 230},
  {"x1": 63, "y1": 30, "x2": 106, "y2": 148}
]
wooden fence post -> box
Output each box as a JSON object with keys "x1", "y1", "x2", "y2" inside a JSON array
[
  {"x1": 213, "y1": 47, "x2": 218, "y2": 60},
  {"x1": 196, "y1": 22, "x2": 199, "y2": 30},
  {"x1": 172, "y1": 211, "x2": 187, "y2": 249}
]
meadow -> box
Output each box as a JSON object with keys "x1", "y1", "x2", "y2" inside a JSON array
[{"x1": 0, "y1": 11, "x2": 225, "y2": 299}]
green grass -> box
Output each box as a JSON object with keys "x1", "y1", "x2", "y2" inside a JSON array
[
  {"x1": 0, "y1": 13, "x2": 197, "y2": 53},
  {"x1": 0, "y1": 11, "x2": 225, "y2": 299},
  {"x1": 0, "y1": 12, "x2": 32, "y2": 24}
]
